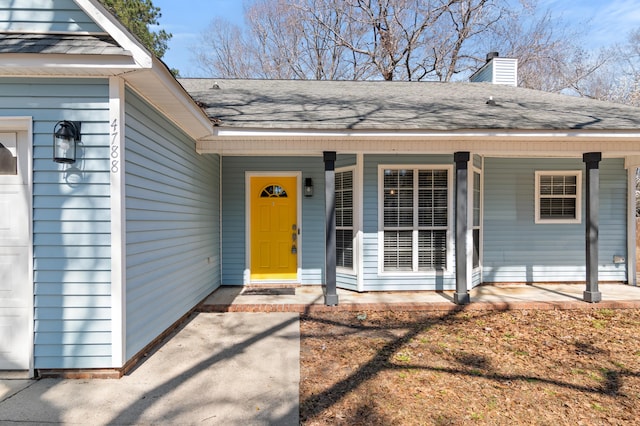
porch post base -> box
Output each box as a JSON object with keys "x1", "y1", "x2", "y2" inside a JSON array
[
  {"x1": 453, "y1": 292, "x2": 470, "y2": 305},
  {"x1": 324, "y1": 292, "x2": 339, "y2": 306},
  {"x1": 583, "y1": 290, "x2": 601, "y2": 303}
]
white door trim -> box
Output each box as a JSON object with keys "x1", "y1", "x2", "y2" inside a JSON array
[
  {"x1": 244, "y1": 171, "x2": 302, "y2": 284},
  {"x1": 0, "y1": 117, "x2": 33, "y2": 377}
]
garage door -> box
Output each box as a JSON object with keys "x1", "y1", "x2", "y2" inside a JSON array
[{"x1": 0, "y1": 131, "x2": 30, "y2": 370}]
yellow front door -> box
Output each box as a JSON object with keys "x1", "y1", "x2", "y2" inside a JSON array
[{"x1": 250, "y1": 176, "x2": 298, "y2": 281}]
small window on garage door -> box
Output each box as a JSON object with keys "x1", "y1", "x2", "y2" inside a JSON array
[{"x1": 0, "y1": 133, "x2": 17, "y2": 175}]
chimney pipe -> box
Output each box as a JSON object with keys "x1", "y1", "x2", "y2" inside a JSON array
[{"x1": 486, "y1": 52, "x2": 499, "y2": 62}]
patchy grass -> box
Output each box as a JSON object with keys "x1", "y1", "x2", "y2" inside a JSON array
[{"x1": 300, "y1": 309, "x2": 640, "y2": 425}]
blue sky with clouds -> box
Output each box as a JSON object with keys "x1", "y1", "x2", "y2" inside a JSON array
[{"x1": 153, "y1": 0, "x2": 640, "y2": 77}]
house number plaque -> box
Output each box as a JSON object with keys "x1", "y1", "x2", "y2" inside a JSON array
[{"x1": 110, "y1": 118, "x2": 120, "y2": 173}]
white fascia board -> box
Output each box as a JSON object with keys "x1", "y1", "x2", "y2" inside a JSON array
[
  {"x1": 123, "y1": 61, "x2": 214, "y2": 140},
  {"x1": 213, "y1": 128, "x2": 640, "y2": 139},
  {"x1": 74, "y1": 0, "x2": 152, "y2": 68},
  {"x1": 0, "y1": 53, "x2": 139, "y2": 73},
  {"x1": 150, "y1": 58, "x2": 214, "y2": 139}
]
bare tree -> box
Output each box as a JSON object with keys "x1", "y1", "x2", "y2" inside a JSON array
[
  {"x1": 554, "y1": 28, "x2": 640, "y2": 106},
  {"x1": 283, "y1": 0, "x2": 508, "y2": 81},
  {"x1": 194, "y1": 0, "x2": 360, "y2": 79},
  {"x1": 429, "y1": 0, "x2": 504, "y2": 81},
  {"x1": 245, "y1": 0, "x2": 360, "y2": 79},
  {"x1": 305, "y1": 0, "x2": 455, "y2": 81},
  {"x1": 194, "y1": 17, "x2": 255, "y2": 78},
  {"x1": 192, "y1": 0, "x2": 596, "y2": 86}
]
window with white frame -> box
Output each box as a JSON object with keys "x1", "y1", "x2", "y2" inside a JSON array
[
  {"x1": 535, "y1": 171, "x2": 582, "y2": 224},
  {"x1": 336, "y1": 169, "x2": 354, "y2": 269},
  {"x1": 381, "y1": 167, "x2": 449, "y2": 272},
  {"x1": 472, "y1": 170, "x2": 481, "y2": 269}
]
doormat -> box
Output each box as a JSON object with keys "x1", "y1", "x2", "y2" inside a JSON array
[{"x1": 241, "y1": 288, "x2": 296, "y2": 296}]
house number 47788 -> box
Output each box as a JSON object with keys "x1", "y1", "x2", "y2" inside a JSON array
[{"x1": 110, "y1": 118, "x2": 120, "y2": 173}]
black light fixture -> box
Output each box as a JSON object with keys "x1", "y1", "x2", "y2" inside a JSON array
[
  {"x1": 304, "y1": 177, "x2": 313, "y2": 197},
  {"x1": 53, "y1": 120, "x2": 80, "y2": 164}
]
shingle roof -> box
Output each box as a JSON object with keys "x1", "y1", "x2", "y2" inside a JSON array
[
  {"x1": 180, "y1": 78, "x2": 640, "y2": 131},
  {"x1": 0, "y1": 33, "x2": 129, "y2": 55}
]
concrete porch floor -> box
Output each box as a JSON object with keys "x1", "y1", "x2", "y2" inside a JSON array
[{"x1": 199, "y1": 283, "x2": 640, "y2": 313}]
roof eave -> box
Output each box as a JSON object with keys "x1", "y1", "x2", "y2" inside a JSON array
[
  {"x1": 122, "y1": 58, "x2": 214, "y2": 140},
  {"x1": 0, "y1": 52, "x2": 140, "y2": 76}
]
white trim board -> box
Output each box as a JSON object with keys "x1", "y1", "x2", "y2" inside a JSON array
[{"x1": 109, "y1": 77, "x2": 126, "y2": 367}]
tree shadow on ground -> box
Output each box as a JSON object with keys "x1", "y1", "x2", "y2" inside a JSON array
[
  {"x1": 299, "y1": 308, "x2": 640, "y2": 424},
  {"x1": 109, "y1": 313, "x2": 300, "y2": 425}
]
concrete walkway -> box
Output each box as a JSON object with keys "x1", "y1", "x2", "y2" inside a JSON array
[{"x1": 0, "y1": 312, "x2": 300, "y2": 425}]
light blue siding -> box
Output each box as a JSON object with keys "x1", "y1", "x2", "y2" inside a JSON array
[
  {"x1": 472, "y1": 269, "x2": 482, "y2": 286},
  {"x1": 0, "y1": 77, "x2": 112, "y2": 369},
  {"x1": 337, "y1": 272, "x2": 357, "y2": 291},
  {"x1": 482, "y1": 157, "x2": 627, "y2": 283},
  {"x1": 0, "y1": 0, "x2": 103, "y2": 33},
  {"x1": 362, "y1": 154, "x2": 457, "y2": 291},
  {"x1": 124, "y1": 89, "x2": 220, "y2": 360},
  {"x1": 221, "y1": 156, "x2": 325, "y2": 284},
  {"x1": 336, "y1": 154, "x2": 357, "y2": 168}
]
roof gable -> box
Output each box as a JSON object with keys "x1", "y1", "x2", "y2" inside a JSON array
[
  {"x1": 0, "y1": 0, "x2": 103, "y2": 34},
  {"x1": 72, "y1": 0, "x2": 151, "y2": 67},
  {"x1": 0, "y1": 0, "x2": 150, "y2": 69},
  {"x1": 0, "y1": 1, "x2": 212, "y2": 140}
]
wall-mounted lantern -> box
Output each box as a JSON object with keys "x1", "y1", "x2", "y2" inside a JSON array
[
  {"x1": 304, "y1": 177, "x2": 313, "y2": 197},
  {"x1": 53, "y1": 120, "x2": 80, "y2": 164}
]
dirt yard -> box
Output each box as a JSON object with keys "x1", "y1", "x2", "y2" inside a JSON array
[{"x1": 300, "y1": 309, "x2": 640, "y2": 425}]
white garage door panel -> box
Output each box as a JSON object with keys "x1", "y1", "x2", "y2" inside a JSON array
[
  {"x1": 0, "y1": 308, "x2": 29, "y2": 369},
  {"x1": 0, "y1": 247, "x2": 29, "y2": 307},
  {"x1": 0, "y1": 186, "x2": 29, "y2": 245}
]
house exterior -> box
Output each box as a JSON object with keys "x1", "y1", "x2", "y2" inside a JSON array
[
  {"x1": 1, "y1": 0, "x2": 639, "y2": 377},
  {"x1": 185, "y1": 77, "x2": 639, "y2": 295},
  {"x1": 0, "y1": 0, "x2": 218, "y2": 377}
]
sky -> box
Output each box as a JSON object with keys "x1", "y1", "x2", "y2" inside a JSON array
[{"x1": 152, "y1": 0, "x2": 640, "y2": 77}]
